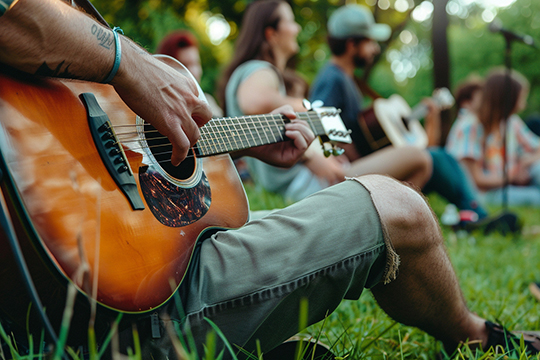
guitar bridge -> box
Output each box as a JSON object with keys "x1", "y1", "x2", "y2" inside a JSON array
[{"x1": 79, "y1": 93, "x2": 145, "y2": 210}]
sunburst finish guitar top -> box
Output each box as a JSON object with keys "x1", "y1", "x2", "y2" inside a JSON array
[
  {"x1": 0, "y1": 55, "x2": 352, "y2": 345},
  {"x1": 0, "y1": 67, "x2": 249, "y2": 313}
]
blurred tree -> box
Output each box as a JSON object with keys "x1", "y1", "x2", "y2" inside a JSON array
[
  {"x1": 432, "y1": 0, "x2": 450, "y2": 144},
  {"x1": 87, "y1": 0, "x2": 540, "y2": 126}
]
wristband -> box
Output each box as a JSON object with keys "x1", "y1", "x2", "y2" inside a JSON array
[
  {"x1": 102, "y1": 26, "x2": 124, "y2": 84},
  {"x1": 0, "y1": 0, "x2": 17, "y2": 17}
]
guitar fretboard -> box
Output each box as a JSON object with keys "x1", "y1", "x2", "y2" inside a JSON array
[{"x1": 193, "y1": 112, "x2": 327, "y2": 157}]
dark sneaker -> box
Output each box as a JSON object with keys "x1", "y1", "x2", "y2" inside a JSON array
[
  {"x1": 484, "y1": 320, "x2": 540, "y2": 355},
  {"x1": 437, "y1": 321, "x2": 540, "y2": 359},
  {"x1": 459, "y1": 211, "x2": 521, "y2": 235}
]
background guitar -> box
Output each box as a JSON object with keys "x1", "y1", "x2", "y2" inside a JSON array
[
  {"x1": 358, "y1": 88, "x2": 455, "y2": 155},
  {"x1": 0, "y1": 55, "x2": 351, "y2": 345}
]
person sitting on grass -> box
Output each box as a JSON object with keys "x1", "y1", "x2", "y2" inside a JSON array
[
  {"x1": 446, "y1": 69, "x2": 540, "y2": 207},
  {"x1": 1, "y1": 0, "x2": 540, "y2": 359}
]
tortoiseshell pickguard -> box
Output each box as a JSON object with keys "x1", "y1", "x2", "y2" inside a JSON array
[{"x1": 139, "y1": 166, "x2": 211, "y2": 227}]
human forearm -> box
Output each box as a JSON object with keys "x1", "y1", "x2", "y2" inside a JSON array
[
  {"x1": 236, "y1": 69, "x2": 307, "y2": 115},
  {"x1": 0, "y1": 0, "x2": 213, "y2": 165},
  {"x1": 423, "y1": 99, "x2": 441, "y2": 147},
  {"x1": 425, "y1": 114, "x2": 441, "y2": 147},
  {"x1": 461, "y1": 158, "x2": 503, "y2": 191},
  {"x1": 0, "y1": 0, "x2": 115, "y2": 82},
  {"x1": 521, "y1": 150, "x2": 540, "y2": 168},
  {"x1": 240, "y1": 93, "x2": 306, "y2": 115}
]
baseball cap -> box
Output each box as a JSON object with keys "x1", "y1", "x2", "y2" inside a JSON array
[{"x1": 327, "y1": 4, "x2": 391, "y2": 41}]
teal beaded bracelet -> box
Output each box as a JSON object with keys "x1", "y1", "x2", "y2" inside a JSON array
[
  {"x1": 103, "y1": 26, "x2": 124, "y2": 84},
  {"x1": 0, "y1": 0, "x2": 17, "y2": 17}
]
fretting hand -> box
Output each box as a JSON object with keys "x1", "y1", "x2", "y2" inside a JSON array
[
  {"x1": 233, "y1": 105, "x2": 315, "y2": 168},
  {"x1": 112, "y1": 44, "x2": 212, "y2": 166}
]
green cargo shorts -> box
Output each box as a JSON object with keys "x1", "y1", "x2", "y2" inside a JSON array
[{"x1": 136, "y1": 178, "x2": 395, "y2": 359}]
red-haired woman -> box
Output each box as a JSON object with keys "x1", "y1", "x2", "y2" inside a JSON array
[{"x1": 157, "y1": 30, "x2": 223, "y2": 117}]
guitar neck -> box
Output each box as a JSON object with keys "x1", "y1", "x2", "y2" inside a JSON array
[
  {"x1": 405, "y1": 103, "x2": 429, "y2": 122},
  {"x1": 194, "y1": 112, "x2": 327, "y2": 157}
]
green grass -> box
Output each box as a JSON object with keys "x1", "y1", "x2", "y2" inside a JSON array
[
  {"x1": 2, "y1": 184, "x2": 540, "y2": 359},
  {"x1": 244, "y1": 183, "x2": 540, "y2": 360}
]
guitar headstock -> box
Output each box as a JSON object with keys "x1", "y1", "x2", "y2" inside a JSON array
[
  {"x1": 432, "y1": 88, "x2": 455, "y2": 110},
  {"x1": 312, "y1": 106, "x2": 352, "y2": 157}
]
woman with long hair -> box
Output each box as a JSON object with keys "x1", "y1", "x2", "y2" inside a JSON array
[
  {"x1": 446, "y1": 69, "x2": 540, "y2": 206},
  {"x1": 219, "y1": 0, "x2": 432, "y2": 201}
]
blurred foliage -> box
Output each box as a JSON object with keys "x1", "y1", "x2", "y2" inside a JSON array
[{"x1": 89, "y1": 0, "x2": 540, "y2": 120}]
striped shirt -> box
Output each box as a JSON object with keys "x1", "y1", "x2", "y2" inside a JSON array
[
  {"x1": 446, "y1": 109, "x2": 540, "y2": 178},
  {"x1": 0, "y1": 0, "x2": 16, "y2": 17}
]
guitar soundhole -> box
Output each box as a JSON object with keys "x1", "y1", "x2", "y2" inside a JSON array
[
  {"x1": 400, "y1": 117, "x2": 410, "y2": 131},
  {"x1": 144, "y1": 122, "x2": 195, "y2": 180}
]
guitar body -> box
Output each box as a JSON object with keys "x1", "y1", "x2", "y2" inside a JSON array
[
  {"x1": 358, "y1": 94, "x2": 429, "y2": 155},
  {"x1": 0, "y1": 65, "x2": 248, "y2": 340}
]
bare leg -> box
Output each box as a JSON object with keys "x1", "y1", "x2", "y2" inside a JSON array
[
  {"x1": 345, "y1": 146, "x2": 432, "y2": 190},
  {"x1": 356, "y1": 174, "x2": 487, "y2": 352}
]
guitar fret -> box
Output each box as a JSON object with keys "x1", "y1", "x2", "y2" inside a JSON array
[
  {"x1": 233, "y1": 119, "x2": 250, "y2": 150},
  {"x1": 302, "y1": 112, "x2": 326, "y2": 136},
  {"x1": 271, "y1": 116, "x2": 285, "y2": 142},
  {"x1": 248, "y1": 116, "x2": 262, "y2": 147},
  {"x1": 195, "y1": 110, "x2": 332, "y2": 157},
  {"x1": 299, "y1": 113, "x2": 316, "y2": 136},
  {"x1": 239, "y1": 118, "x2": 253, "y2": 148},
  {"x1": 196, "y1": 128, "x2": 207, "y2": 156},
  {"x1": 257, "y1": 114, "x2": 272, "y2": 145},
  {"x1": 268, "y1": 114, "x2": 283, "y2": 143},
  {"x1": 224, "y1": 118, "x2": 240, "y2": 152},
  {"x1": 197, "y1": 126, "x2": 209, "y2": 156},
  {"x1": 214, "y1": 118, "x2": 227, "y2": 153},
  {"x1": 207, "y1": 120, "x2": 217, "y2": 153},
  {"x1": 208, "y1": 121, "x2": 221, "y2": 154}
]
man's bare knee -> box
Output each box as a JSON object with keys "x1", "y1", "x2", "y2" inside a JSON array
[{"x1": 353, "y1": 174, "x2": 442, "y2": 251}]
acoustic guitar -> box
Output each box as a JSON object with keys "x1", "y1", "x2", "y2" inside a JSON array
[
  {"x1": 358, "y1": 88, "x2": 454, "y2": 155},
  {"x1": 0, "y1": 55, "x2": 351, "y2": 343}
]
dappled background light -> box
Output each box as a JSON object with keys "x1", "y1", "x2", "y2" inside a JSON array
[
  {"x1": 385, "y1": 0, "x2": 527, "y2": 84},
  {"x1": 89, "y1": 0, "x2": 540, "y2": 118},
  {"x1": 206, "y1": 14, "x2": 230, "y2": 45}
]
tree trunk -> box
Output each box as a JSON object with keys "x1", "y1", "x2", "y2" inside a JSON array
[{"x1": 432, "y1": 0, "x2": 451, "y2": 145}]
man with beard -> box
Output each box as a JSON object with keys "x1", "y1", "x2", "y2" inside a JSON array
[
  {"x1": 309, "y1": 4, "x2": 518, "y2": 231},
  {"x1": 310, "y1": 4, "x2": 391, "y2": 160}
]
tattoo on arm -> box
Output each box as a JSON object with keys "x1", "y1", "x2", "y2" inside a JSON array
[
  {"x1": 35, "y1": 61, "x2": 81, "y2": 80},
  {"x1": 91, "y1": 24, "x2": 113, "y2": 49}
]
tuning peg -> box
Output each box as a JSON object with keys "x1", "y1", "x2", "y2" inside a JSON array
[
  {"x1": 311, "y1": 100, "x2": 324, "y2": 109},
  {"x1": 332, "y1": 146, "x2": 345, "y2": 156},
  {"x1": 321, "y1": 142, "x2": 333, "y2": 157},
  {"x1": 302, "y1": 99, "x2": 312, "y2": 110}
]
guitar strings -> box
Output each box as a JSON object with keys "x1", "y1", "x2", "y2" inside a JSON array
[
  {"x1": 24, "y1": 113, "x2": 326, "y2": 168},
  {"x1": 102, "y1": 111, "x2": 326, "y2": 163},
  {"x1": 108, "y1": 116, "x2": 294, "y2": 153},
  {"x1": 108, "y1": 112, "x2": 323, "y2": 147},
  {"x1": 107, "y1": 126, "x2": 283, "y2": 163},
  {"x1": 111, "y1": 121, "x2": 288, "y2": 151}
]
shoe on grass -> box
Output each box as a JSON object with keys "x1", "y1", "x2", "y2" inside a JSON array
[
  {"x1": 439, "y1": 321, "x2": 540, "y2": 359},
  {"x1": 460, "y1": 211, "x2": 521, "y2": 236},
  {"x1": 483, "y1": 320, "x2": 540, "y2": 355}
]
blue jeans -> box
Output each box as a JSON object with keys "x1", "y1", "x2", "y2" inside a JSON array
[{"x1": 423, "y1": 147, "x2": 488, "y2": 219}]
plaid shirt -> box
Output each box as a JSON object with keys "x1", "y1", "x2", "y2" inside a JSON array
[{"x1": 446, "y1": 109, "x2": 540, "y2": 178}]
